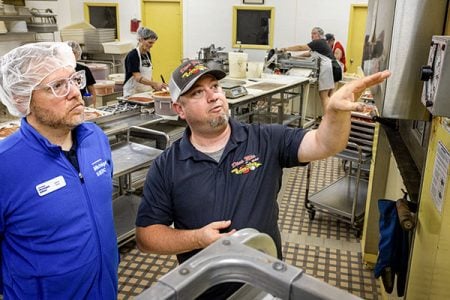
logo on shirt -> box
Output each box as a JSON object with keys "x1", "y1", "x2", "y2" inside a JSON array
[
  {"x1": 92, "y1": 159, "x2": 108, "y2": 177},
  {"x1": 231, "y1": 154, "x2": 262, "y2": 175}
]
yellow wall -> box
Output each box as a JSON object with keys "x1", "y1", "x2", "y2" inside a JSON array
[{"x1": 406, "y1": 118, "x2": 450, "y2": 299}]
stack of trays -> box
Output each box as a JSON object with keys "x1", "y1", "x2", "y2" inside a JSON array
[
  {"x1": 3, "y1": 4, "x2": 17, "y2": 16},
  {"x1": 0, "y1": 21, "x2": 7, "y2": 34},
  {"x1": 84, "y1": 28, "x2": 116, "y2": 53},
  {"x1": 60, "y1": 22, "x2": 95, "y2": 44}
]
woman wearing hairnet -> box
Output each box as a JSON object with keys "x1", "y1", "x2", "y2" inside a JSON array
[
  {"x1": 0, "y1": 42, "x2": 118, "y2": 299},
  {"x1": 123, "y1": 27, "x2": 168, "y2": 97},
  {"x1": 67, "y1": 40, "x2": 97, "y2": 107}
]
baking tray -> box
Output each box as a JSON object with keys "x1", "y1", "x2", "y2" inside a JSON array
[
  {"x1": 245, "y1": 82, "x2": 285, "y2": 91},
  {"x1": 351, "y1": 117, "x2": 376, "y2": 127},
  {"x1": 84, "y1": 107, "x2": 113, "y2": 121},
  {"x1": 123, "y1": 92, "x2": 154, "y2": 106}
]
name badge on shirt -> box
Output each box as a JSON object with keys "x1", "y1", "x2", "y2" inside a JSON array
[{"x1": 36, "y1": 176, "x2": 67, "y2": 196}]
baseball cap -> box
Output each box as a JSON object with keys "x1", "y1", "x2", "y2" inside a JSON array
[
  {"x1": 168, "y1": 60, "x2": 226, "y2": 103},
  {"x1": 325, "y1": 33, "x2": 335, "y2": 41}
]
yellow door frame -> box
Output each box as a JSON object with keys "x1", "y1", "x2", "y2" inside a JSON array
[
  {"x1": 346, "y1": 4, "x2": 368, "y2": 75},
  {"x1": 141, "y1": 0, "x2": 183, "y2": 81}
]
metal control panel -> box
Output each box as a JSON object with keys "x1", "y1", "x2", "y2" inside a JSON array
[{"x1": 421, "y1": 36, "x2": 450, "y2": 117}]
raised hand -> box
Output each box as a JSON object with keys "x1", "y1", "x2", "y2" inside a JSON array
[{"x1": 327, "y1": 70, "x2": 391, "y2": 113}]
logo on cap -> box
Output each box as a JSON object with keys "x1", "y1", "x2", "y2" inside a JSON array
[{"x1": 180, "y1": 61, "x2": 208, "y2": 79}]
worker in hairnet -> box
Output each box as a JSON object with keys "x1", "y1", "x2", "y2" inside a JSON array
[
  {"x1": 0, "y1": 42, "x2": 118, "y2": 299},
  {"x1": 123, "y1": 26, "x2": 168, "y2": 97},
  {"x1": 67, "y1": 40, "x2": 97, "y2": 107}
]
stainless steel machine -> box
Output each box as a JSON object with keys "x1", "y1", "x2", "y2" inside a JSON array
[
  {"x1": 362, "y1": 0, "x2": 448, "y2": 120},
  {"x1": 197, "y1": 43, "x2": 229, "y2": 73},
  {"x1": 264, "y1": 48, "x2": 320, "y2": 78}
]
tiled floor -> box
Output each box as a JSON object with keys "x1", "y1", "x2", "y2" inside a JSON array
[{"x1": 118, "y1": 156, "x2": 381, "y2": 299}]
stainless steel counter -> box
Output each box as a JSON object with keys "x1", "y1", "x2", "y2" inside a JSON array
[
  {"x1": 111, "y1": 141, "x2": 163, "y2": 178},
  {"x1": 111, "y1": 141, "x2": 163, "y2": 245},
  {"x1": 94, "y1": 108, "x2": 164, "y2": 137},
  {"x1": 226, "y1": 74, "x2": 311, "y2": 127}
]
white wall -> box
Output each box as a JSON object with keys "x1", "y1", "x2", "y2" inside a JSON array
[
  {"x1": 24, "y1": 0, "x2": 141, "y2": 44},
  {"x1": 63, "y1": 0, "x2": 141, "y2": 43},
  {"x1": 183, "y1": 0, "x2": 368, "y2": 61},
  {"x1": 31, "y1": 0, "x2": 367, "y2": 60}
]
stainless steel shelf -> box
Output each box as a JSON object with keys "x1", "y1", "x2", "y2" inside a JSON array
[
  {"x1": 113, "y1": 194, "x2": 141, "y2": 247},
  {"x1": 111, "y1": 141, "x2": 162, "y2": 178},
  {"x1": 111, "y1": 142, "x2": 162, "y2": 245},
  {"x1": 0, "y1": 32, "x2": 35, "y2": 42},
  {"x1": 0, "y1": 15, "x2": 32, "y2": 21},
  {"x1": 249, "y1": 112, "x2": 301, "y2": 126},
  {"x1": 308, "y1": 176, "x2": 368, "y2": 220}
]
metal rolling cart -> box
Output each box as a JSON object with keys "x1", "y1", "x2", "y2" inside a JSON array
[
  {"x1": 304, "y1": 111, "x2": 376, "y2": 236},
  {"x1": 89, "y1": 102, "x2": 168, "y2": 246},
  {"x1": 111, "y1": 141, "x2": 163, "y2": 246}
]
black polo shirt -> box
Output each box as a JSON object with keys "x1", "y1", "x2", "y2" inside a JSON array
[
  {"x1": 136, "y1": 118, "x2": 307, "y2": 263},
  {"x1": 75, "y1": 63, "x2": 96, "y2": 96},
  {"x1": 308, "y1": 39, "x2": 334, "y2": 59}
]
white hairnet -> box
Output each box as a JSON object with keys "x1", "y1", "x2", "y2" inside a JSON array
[
  {"x1": 66, "y1": 40, "x2": 82, "y2": 60},
  {"x1": 0, "y1": 42, "x2": 76, "y2": 117},
  {"x1": 137, "y1": 27, "x2": 158, "y2": 40}
]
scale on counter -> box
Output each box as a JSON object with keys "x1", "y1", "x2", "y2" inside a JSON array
[{"x1": 220, "y1": 79, "x2": 248, "y2": 99}]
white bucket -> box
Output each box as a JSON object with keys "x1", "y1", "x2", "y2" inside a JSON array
[
  {"x1": 246, "y1": 61, "x2": 264, "y2": 78},
  {"x1": 86, "y1": 63, "x2": 109, "y2": 81},
  {"x1": 228, "y1": 52, "x2": 248, "y2": 79}
]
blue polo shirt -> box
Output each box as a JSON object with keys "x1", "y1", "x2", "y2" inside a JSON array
[{"x1": 136, "y1": 118, "x2": 307, "y2": 263}]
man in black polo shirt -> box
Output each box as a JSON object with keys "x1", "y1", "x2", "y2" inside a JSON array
[
  {"x1": 135, "y1": 60, "x2": 390, "y2": 299},
  {"x1": 280, "y1": 26, "x2": 337, "y2": 113}
]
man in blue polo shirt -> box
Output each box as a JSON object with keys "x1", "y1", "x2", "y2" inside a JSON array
[{"x1": 135, "y1": 60, "x2": 390, "y2": 299}]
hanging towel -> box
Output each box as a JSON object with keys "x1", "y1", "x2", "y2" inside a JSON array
[{"x1": 374, "y1": 199, "x2": 410, "y2": 297}]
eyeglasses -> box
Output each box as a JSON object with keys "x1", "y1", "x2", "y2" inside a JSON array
[
  {"x1": 34, "y1": 70, "x2": 86, "y2": 98},
  {"x1": 183, "y1": 83, "x2": 223, "y2": 100}
]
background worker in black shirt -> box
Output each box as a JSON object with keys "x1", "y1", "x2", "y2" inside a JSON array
[
  {"x1": 67, "y1": 40, "x2": 97, "y2": 107},
  {"x1": 280, "y1": 27, "x2": 335, "y2": 113}
]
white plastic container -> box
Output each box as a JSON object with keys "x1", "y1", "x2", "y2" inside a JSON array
[
  {"x1": 228, "y1": 52, "x2": 248, "y2": 79},
  {"x1": 7, "y1": 21, "x2": 28, "y2": 33},
  {"x1": 86, "y1": 63, "x2": 109, "y2": 81},
  {"x1": 94, "y1": 80, "x2": 115, "y2": 95},
  {"x1": 107, "y1": 73, "x2": 125, "y2": 92},
  {"x1": 102, "y1": 41, "x2": 134, "y2": 54},
  {"x1": 246, "y1": 61, "x2": 264, "y2": 78}
]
